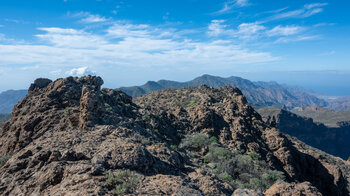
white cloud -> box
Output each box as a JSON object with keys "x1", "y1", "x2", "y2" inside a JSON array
[
  {"x1": 215, "y1": 0, "x2": 250, "y2": 14},
  {"x1": 71, "y1": 12, "x2": 107, "y2": 23},
  {"x1": 304, "y1": 3, "x2": 328, "y2": 9},
  {"x1": 275, "y1": 35, "x2": 320, "y2": 43},
  {"x1": 0, "y1": 21, "x2": 278, "y2": 73},
  {"x1": 207, "y1": 20, "x2": 229, "y2": 36},
  {"x1": 207, "y1": 20, "x2": 265, "y2": 40},
  {"x1": 66, "y1": 67, "x2": 96, "y2": 76},
  {"x1": 267, "y1": 3, "x2": 327, "y2": 21},
  {"x1": 266, "y1": 25, "x2": 304, "y2": 37},
  {"x1": 50, "y1": 69, "x2": 62, "y2": 76},
  {"x1": 236, "y1": 0, "x2": 249, "y2": 7},
  {"x1": 36, "y1": 27, "x2": 107, "y2": 48},
  {"x1": 106, "y1": 23, "x2": 151, "y2": 38},
  {"x1": 237, "y1": 22, "x2": 265, "y2": 39}
]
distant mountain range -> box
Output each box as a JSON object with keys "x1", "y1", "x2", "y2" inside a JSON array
[
  {"x1": 120, "y1": 74, "x2": 328, "y2": 109},
  {"x1": 0, "y1": 89, "x2": 27, "y2": 114},
  {"x1": 0, "y1": 74, "x2": 349, "y2": 114}
]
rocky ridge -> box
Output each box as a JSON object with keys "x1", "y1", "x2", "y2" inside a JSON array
[{"x1": 0, "y1": 76, "x2": 349, "y2": 195}]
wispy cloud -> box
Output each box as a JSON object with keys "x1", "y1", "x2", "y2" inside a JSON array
[
  {"x1": 304, "y1": 3, "x2": 328, "y2": 9},
  {"x1": 208, "y1": 20, "x2": 265, "y2": 40},
  {"x1": 215, "y1": 0, "x2": 250, "y2": 14},
  {"x1": 267, "y1": 3, "x2": 328, "y2": 21},
  {"x1": 0, "y1": 21, "x2": 278, "y2": 76},
  {"x1": 207, "y1": 20, "x2": 315, "y2": 44},
  {"x1": 71, "y1": 12, "x2": 107, "y2": 23},
  {"x1": 207, "y1": 20, "x2": 230, "y2": 36},
  {"x1": 266, "y1": 25, "x2": 305, "y2": 37},
  {"x1": 275, "y1": 35, "x2": 320, "y2": 43},
  {"x1": 36, "y1": 27, "x2": 107, "y2": 48},
  {"x1": 236, "y1": 22, "x2": 265, "y2": 39}
]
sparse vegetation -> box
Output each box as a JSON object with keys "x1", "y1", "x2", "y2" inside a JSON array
[
  {"x1": 180, "y1": 133, "x2": 284, "y2": 192},
  {"x1": 64, "y1": 107, "x2": 72, "y2": 117},
  {"x1": 186, "y1": 100, "x2": 197, "y2": 108},
  {"x1": 105, "y1": 103, "x2": 113, "y2": 111},
  {"x1": 142, "y1": 114, "x2": 150, "y2": 121},
  {"x1": 106, "y1": 169, "x2": 139, "y2": 195},
  {"x1": 204, "y1": 146, "x2": 284, "y2": 191},
  {"x1": 209, "y1": 136, "x2": 219, "y2": 144},
  {"x1": 170, "y1": 145, "x2": 179, "y2": 151},
  {"x1": 180, "y1": 133, "x2": 211, "y2": 150},
  {"x1": 0, "y1": 153, "x2": 12, "y2": 168},
  {"x1": 154, "y1": 129, "x2": 159, "y2": 134}
]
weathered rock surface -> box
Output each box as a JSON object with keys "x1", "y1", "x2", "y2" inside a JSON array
[
  {"x1": 265, "y1": 182, "x2": 322, "y2": 196},
  {"x1": 0, "y1": 76, "x2": 349, "y2": 195}
]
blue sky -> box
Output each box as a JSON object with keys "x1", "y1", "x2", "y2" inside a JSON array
[{"x1": 0, "y1": 0, "x2": 349, "y2": 95}]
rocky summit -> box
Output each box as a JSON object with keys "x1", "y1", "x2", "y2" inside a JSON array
[{"x1": 0, "y1": 76, "x2": 349, "y2": 196}]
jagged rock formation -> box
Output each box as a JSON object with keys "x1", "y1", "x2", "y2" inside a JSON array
[
  {"x1": 0, "y1": 76, "x2": 349, "y2": 195},
  {"x1": 257, "y1": 107, "x2": 350, "y2": 159}
]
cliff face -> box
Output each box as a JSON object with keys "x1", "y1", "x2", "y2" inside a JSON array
[
  {"x1": 0, "y1": 76, "x2": 349, "y2": 195},
  {"x1": 257, "y1": 107, "x2": 350, "y2": 160}
]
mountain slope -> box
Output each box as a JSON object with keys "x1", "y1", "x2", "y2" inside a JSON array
[
  {"x1": 257, "y1": 107, "x2": 350, "y2": 159},
  {"x1": 119, "y1": 74, "x2": 327, "y2": 109},
  {"x1": 290, "y1": 106, "x2": 350, "y2": 127},
  {"x1": 0, "y1": 89, "x2": 27, "y2": 114}
]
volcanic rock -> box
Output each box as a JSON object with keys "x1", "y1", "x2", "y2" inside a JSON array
[{"x1": 0, "y1": 76, "x2": 349, "y2": 195}]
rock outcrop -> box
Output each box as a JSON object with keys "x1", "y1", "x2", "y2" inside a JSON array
[
  {"x1": 265, "y1": 182, "x2": 322, "y2": 196},
  {"x1": 0, "y1": 76, "x2": 349, "y2": 195}
]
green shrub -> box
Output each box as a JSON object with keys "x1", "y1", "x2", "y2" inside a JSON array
[
  {"x1": 142, "y1": 114, "x2": 150, "y2": 121},
  {"x1": 64, "y1": 107, "x2": 72, "y2": 117},
  {"x1": 209, "y1": 136, "x2": 219, "y2": 144},
  {"x1": 180, "y1": 133, "x2": 210, "y2": 150},
  {"x1": 186, "y1": 100, "x2": 197, "y2": 108},
  {"x1": 106, "y1": 170, "x2": 139, "y2": 195},
  {"x1": 248, "y1": 152, "x2": 259, "y2": 160},
  {"x1": 105, "y1": 103, "x2": 113, "y2": 111},
  {"x1": 202, "y1": 147, "x2": 285, "y2": 192},
  {"x1": 261, "y1": 170, "x2": 285, "y2": 186},
  {"x1": 218, "y1": 172, "x2": 234, "y2": 183},
  {"x1": 170, "y1": 145, "x2": 179, "y2": 151},
  {"x1": 204, "y1": 147, "x2": 232, "y2": 163},
  {"x1": 0, "y1": 153, "x2": 12, "y2": 168},
  {"x1": 140, "y1": 137, "x2": 151, "y2": 145}
]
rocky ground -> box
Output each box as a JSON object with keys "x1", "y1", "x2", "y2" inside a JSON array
[{"x1": 0, "y1": 76, "x2": 349, "y2": 195}]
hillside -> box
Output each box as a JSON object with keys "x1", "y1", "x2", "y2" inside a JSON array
[
  {"x1": 0, "y1": 76, "x2": 349, "y2": 195},
  {"x1": 0, "y1": 89, "x2": 27, "y2": 114},
  {"x1": 325, "y1": 97, "x2": 350, "y2": 111},
  {"x1": 120, "y1": 74, "x2": 327, "y2": 109},
  {"x1": 257, "y1": 107, "x2": 350, "y2": 159},
  {"x1": 290, "y1": 106, "x2": 350, "y2": 127}
]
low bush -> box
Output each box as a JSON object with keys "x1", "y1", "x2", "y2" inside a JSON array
[
  {"x1": 204, "y1": 147, "x2": 284, "y2": 191},
  {"x1": 106, "y1": 169, "x2": 139, "y2": 195},
  {"x1": 180, "y1": 133, "x2": 211, "y2": 150}
]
